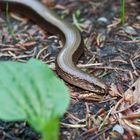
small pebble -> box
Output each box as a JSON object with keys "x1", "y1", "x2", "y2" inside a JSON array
[
  {"x1": 47, "y1": 36, "x2": 59, "y2": 55},
  {"x1": 83, "y1": 20, "x2": 92, "y2": 29},
  {"x1": 124, "y1": 26, "x2": 137, "y2": 35},
  {"x1": 136, "y1": 15, "x2": 140, "y2": 20},
  {"x1": 112, "y1": 124, "x2": 124, "y2": 135},
  {"x1": 97, "y1": 17, "x2": 109, "y2": 26},
  {"x1": 0, "y1": 18, "x2": 4, "y2": 23}
]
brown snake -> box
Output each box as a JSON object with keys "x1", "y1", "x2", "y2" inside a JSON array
[{"x1": 0, "y1": 0, "x2": 109, "y2": 94}]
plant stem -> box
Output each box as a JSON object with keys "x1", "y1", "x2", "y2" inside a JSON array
[
  {"x1": 42, "y1": 117, "x2": 59, "y2": 140},
  {"x1": 6, "y1": 2, "x2": 17, "y2": 41},
  {"x1": 121, "y1": 0, "x2": 125, "y2": 25}
]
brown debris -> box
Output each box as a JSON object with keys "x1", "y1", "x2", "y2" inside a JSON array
[{"x1": 113, "y1": 78, "x2": 140, "y2": 135}]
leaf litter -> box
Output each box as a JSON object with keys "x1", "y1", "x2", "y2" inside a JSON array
[{"x1": 0, "y1": 0, "x2": 140, "y2": 139}]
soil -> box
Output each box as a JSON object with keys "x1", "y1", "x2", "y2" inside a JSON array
[{"x1": 0, "y1": 0, "x2": 140, "y2": 139}]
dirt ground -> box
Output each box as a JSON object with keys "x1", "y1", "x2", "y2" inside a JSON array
[{"x1": 0, "y1": 0, "x2": 140, "y2": 139}]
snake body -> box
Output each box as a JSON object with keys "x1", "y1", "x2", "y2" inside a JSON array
[{"x1": 0, "y1": 0, "x2": 108, "y2": 94}]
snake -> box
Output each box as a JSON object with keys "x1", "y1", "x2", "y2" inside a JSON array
[{"x1": 0, "y1": 0, "x2": 109, "y2": 94}]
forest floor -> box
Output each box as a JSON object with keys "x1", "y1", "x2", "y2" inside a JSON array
[{"x1": 0, "y1": 0, "x2": 140, "y2": 139}]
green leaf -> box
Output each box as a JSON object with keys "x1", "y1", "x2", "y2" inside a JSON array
[
  {"x1": 0, "y1": 59, "x2": 70, "y2": 140},
  {"x1": 75, "y1": 9, "x2": 81, "y2": 19}
]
